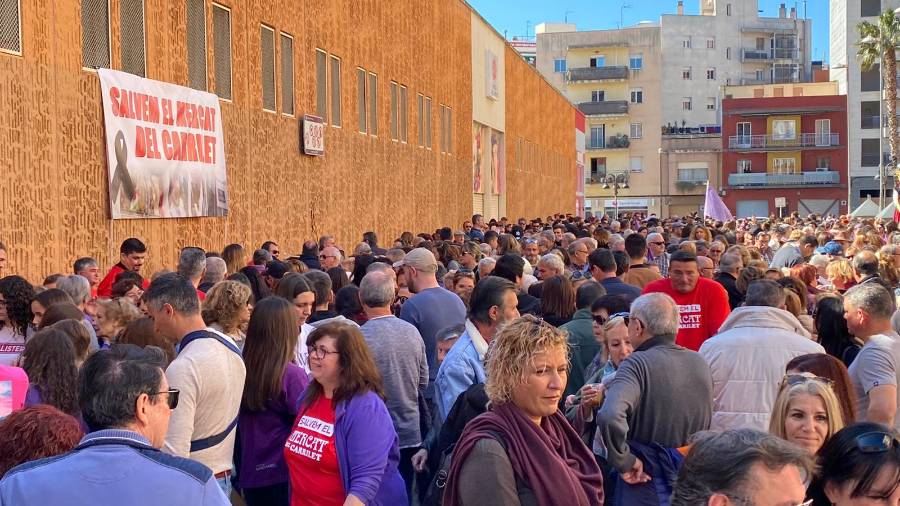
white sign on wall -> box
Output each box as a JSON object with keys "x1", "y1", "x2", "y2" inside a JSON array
[
  {"x1": 485, "y1": 49, "x2": 500, "y2": 100},
  {"x1": 302, "y1": 115, "x2": 325, "y2": 156}
]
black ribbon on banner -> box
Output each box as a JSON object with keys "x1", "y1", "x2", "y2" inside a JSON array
[{"x1": 110, "y1": 130, "x2": 136, "y2": 201}]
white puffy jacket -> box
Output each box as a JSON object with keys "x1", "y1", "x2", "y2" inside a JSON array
[{"x1": 699, "y1": 306, "x2": 825, "y2": 432}]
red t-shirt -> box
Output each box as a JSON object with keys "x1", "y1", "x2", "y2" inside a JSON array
[
  {"x1": 642, "y1": 277, "x2": 731, "y2": 351},
  {"x1": 97, "y1": 264, "x2": 126, "y2": 298},
  {"x1": 284, "y1": 394, "x2": 344, "y2": 506}
]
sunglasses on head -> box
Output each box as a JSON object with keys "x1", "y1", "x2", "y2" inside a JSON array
[
  {"x1": 594, "y1": 311, "x2": 630, "y2": 326},
  {"x1": 780, "y1": 374, "x2": 834, "y2": 390},
  {"x1": 856, "y1": 431, "x2": 900, "y2": 453}
]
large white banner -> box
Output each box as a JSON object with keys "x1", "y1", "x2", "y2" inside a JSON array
[{"x1": 99, "y1": 68, "x2": 228, "y2": 219}]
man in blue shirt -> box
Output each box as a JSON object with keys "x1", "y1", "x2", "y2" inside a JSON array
[
  {"x1": 589, "y1": 248, "x2": 641, "y2": 305},
  {"x1": 397, "y1": 248, "x2": 467, "y2": 401},
  {"x1": 0, "y1": 345, "x2": 229, "y2": 506},
  {"x1": 434, "y1": 276, "x2": 519, "y2": 420}
]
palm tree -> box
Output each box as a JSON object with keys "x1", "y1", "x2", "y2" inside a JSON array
[{"x1": 858, "y1": 9, "x2": 900, "y2": 211}]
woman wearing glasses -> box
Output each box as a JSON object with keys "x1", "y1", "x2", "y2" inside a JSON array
[
  {"x1": 443, "y1": 316, "x2": 603, "y2": 505},
  {"x1": 238, "y1": 297, "x2": 309, "y2": 506},
  {"x1": 808, "y1": 423, "x2": 900, "y2": 505},
  {"x1": 284, "y1": 322, "x2": 406, "y2": 506},
  {"x1": 770, "y1": 374, "x2": 845, "y2": 456}
]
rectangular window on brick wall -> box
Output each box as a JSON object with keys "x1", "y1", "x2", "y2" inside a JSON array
[
  {"x1": 417, "y1": 93, "x2": 424, "y2": 147},
  {"x1": 212, "y1": 3, "x2": 232, "y2": 100},
  {"x1": 186, "y1": 0, "x2": 206, "y2": 91},
  {"x1": 425, "y1": 96, "x2": 432, "y2": 149},
  {"x1": 390, "y1": 81, "x2": 398, "y2": 140},
  {"x1": 0, "y1": 0, "x2": 22, "y2": 54},
  {"x1": 82, "y1": 0, "x2": 111, "y2": 69},
  {"x1": 280, "y1": 33, "x2": 294, "y2": 115},
  {"x1": 260, "y1": 25, "x2": 276, "y2": 112},
  {"x1": 329, "y1": 54, "x2": 341, "y2": 127},
  {"x1": 357, "y1": 68, "x2": 367, "y2": 133},
  {"x1": 368, "y1": 73, "x2": 377, "y2": 136},
  {"x1": 119, "y1": 0, "x2": 146, "y2": 76},
  {"x1": 316, "y1": 49, "x2": 328, "y2": 122},
  {"x1": 400, "y1": 85, "x2": 408, "y2": 142}
]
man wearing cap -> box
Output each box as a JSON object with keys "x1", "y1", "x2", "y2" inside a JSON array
[
  {"x1": 397, "y1": 248, "x2": 467, "y2": 408},
  {"x1": 816, "y1": 241, "x2": 844, "y2": 259},
  {"x1": 262, "y1": 260, "x2": 289, "y2": 291}
]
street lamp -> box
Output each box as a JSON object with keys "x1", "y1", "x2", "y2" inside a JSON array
[{"x1": 602, "y1": 172, "x2": 629, "y2": 221}]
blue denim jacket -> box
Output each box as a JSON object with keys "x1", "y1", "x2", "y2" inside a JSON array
[
  {"x1": 0, "y1": 430, "x2": 229, "y2": 506},
  {"x1": 434, "y1": 328, "x2": 486, "y2": 421}
]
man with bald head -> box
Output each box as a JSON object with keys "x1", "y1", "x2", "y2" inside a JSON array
[
  {"x1": 854, "y1": 250, "x2": 894, "y2": 294},
  {"x1": 697, "y1": 256, "x2": 715, "y2": 279}
]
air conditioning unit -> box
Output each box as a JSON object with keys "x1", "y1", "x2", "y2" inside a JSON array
[{"x1": 815, "y1": 167, "x2": 829, "y2": 172}]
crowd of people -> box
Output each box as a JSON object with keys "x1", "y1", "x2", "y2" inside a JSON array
[{"x1": 1, "y1": 211, "x2": 900, "y2": 505}]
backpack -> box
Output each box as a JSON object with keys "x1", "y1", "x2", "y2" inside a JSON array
[{"x1": 423, "y1": 430, "x2": 506, "y2": 506}]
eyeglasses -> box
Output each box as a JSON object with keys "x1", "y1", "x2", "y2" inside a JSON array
[
  {"x1": 308, "y1": 344, "x2": 340, "y2": 360},
  {"x1": 319, "y1": 255, "x2": 337, "y2": 260},
  {"x1": 780, "y1": 374, "x2": 834, "y2": 390},
  {"x1": 855, "y1": 431, "x2": 900, "y2": 453},
  {"x1": 149, "y1": 388, "x2": 180, "y2": 410},
  {"x1": 649, "y1": 241, "x2": 666, "y2": 246}
]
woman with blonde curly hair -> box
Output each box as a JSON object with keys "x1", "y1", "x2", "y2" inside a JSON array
[
  {"x1": 444, "y1": 315, "x2": 603, "y2": 505},
  {"x1": 878, "y1": 245, "x2": 900, "y2": 287},
  {"x1": 826, "y1": 259, "x2": 856, "y2": 293},
  {"x1": 202, "y1": 280, "x2": 253, "y2": 350},
  {"x1": 689, "y1": 225, "x2": 712, "y2": 242}
]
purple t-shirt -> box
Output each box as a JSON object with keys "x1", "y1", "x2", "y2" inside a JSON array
[{"x1": 237, "y1": 363, "x2": 310, "y2": 489}]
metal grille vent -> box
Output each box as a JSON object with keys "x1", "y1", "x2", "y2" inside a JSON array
[
  {"x1": 186, "y1": 0, "x2": 206, "y2": 90},
  {"x1": 280, "y1": 33, "x2": 293, "y2": 115},
  {"x1": 82, "y1": 0, "x2": 110, "y2": 68},
  {"x1": 212, "y1": 3, "x2": 231, "y2": 100},
  {"x1": 0, "y1": 0, "x2": 21, "y2": 53},
  {"x1": 120, "y1": 0, "x2": 145, "y2": 76},
  {"x1": 260, "y1": 25, "x2": 275, "y2": 111}
]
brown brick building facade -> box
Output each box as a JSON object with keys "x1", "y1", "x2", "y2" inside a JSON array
[{"x1": 0, "y1": 0, "x2": 575, "y2": 281}]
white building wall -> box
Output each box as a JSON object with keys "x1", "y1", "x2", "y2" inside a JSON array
[{"x1": 831, "y1": 0, "x2": 897, "y2": 208}]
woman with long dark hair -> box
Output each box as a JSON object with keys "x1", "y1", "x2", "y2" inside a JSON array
[
  {"x1": 30, "y1": 288, "x2": 73, "y2": 328},
  {"x1": 0, "y1": 275, "x2": 35, "y2": 366},
  {"x1": 21, "y1": 328, "x2": 81, "y2": 420},
  {"x1": 815, "y1": 296, "x2": 861, "y2": 367},
  {"x1": 238, "y1": 297, "x2": 309, "y2": 506},
  {"x1": 240, "y1": 265, "x2": 271, "y2": 303},
  {"x1": 284, "y1": 323, "x2": 406, "y2": 505}
]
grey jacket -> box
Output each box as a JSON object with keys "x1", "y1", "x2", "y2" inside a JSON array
[{"x1": 596, "y1": 334, "x2": 712, "y2": 472}]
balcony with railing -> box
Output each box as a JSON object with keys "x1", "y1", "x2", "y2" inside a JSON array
[
  {"x1": 586, "y1": 134, "x2": 630, "y2": 150},
  {"x1": 728, "y1": 171, "x2": 840, "y2": 187},
  {"x1": 727, "y1": 133, "x2": 840, "y2": 150},
  {"x1": 567, "y1": 66, "x2": 629, "y2": 82},
  {"x1": 577, "y1": 100, "x2": 629, "y2": 117},
  {"x1": 741, "y1": 48, "x2": 799, "y2": 61}
]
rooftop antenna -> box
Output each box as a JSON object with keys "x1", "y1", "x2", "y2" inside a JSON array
[
  {"x1": 526, "y1": 20, "x2": 532, "y2": 37},
  {"x1": 620, "y1": 3, "x2": 632, "y2": 29},
  {"x1": 565, "y1": 10, "x2": 574, "y2": 23}
]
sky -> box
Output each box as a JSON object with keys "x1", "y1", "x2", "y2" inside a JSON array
[{"x1": 467, "y1": 0, "x2": 832, "y2": 63}]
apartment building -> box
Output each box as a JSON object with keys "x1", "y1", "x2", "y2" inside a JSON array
[
  {"x1": 721, "y1": 82, "x2": 847, "y2": 217},
  {"x1": 536, "y1": 0, "x2": 811, "y2": 217},
  {"x1": 830, "y1": 0, "x2": 896, "y2": 209}
]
